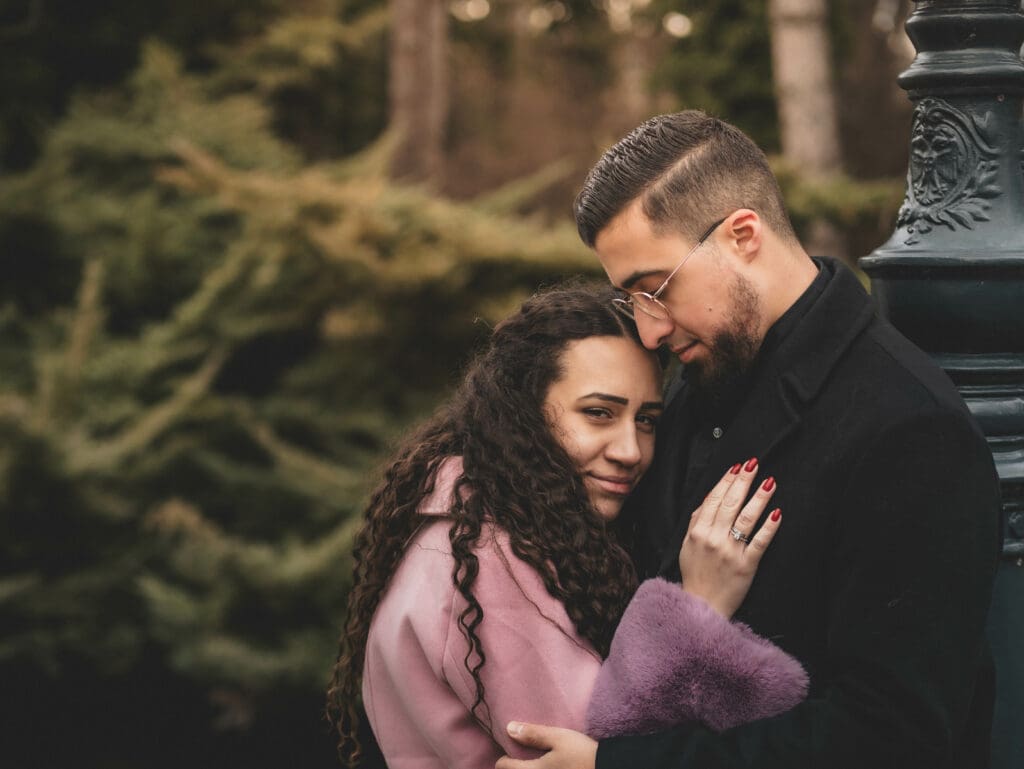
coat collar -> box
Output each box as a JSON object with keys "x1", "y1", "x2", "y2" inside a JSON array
[
  {"x1": 657, "y1": 259, "x2": 876, "y2": 574},
  {"x1": 727, "y1": 258, "x2": 875, "y2": 458},
  {"x1": 772, "y1": 259, "x2": 876, "y2": 406}
]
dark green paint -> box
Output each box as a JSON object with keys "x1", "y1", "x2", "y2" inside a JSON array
[{"x1": 858, "y1": 2, "x2": 1024, "y2": 765}]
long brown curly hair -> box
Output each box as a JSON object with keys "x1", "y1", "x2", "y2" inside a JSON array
[{"x1": 326, "y1": 282, "x2": 656, "y2": 765}]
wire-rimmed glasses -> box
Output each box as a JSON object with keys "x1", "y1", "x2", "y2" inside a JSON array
[{"x1": 612, "y1": 217, "x2": 726, "y2": 322}]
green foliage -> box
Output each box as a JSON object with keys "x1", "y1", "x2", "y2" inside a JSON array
[
  {"x1": 206, "y1": 2, "x2": 390, "y2": 159},
  {"x1": 776, "y1": 164, "x2": 904, "y2": 230},
  {"x1": 773, "y1": 159, "x2": 905, "y2": 259},
  {"x1": 0, "y1": 27, "x2": 594, "y2": 769},
  {"x1": 0, "y1": 0, "x2": 287, "y2": 171},
  {"x1": 0, "y1": 3, "x2": 907, "y2": 766},
  {"x1": 647, "y1": 0, "x2": 779, "y2": 150}
]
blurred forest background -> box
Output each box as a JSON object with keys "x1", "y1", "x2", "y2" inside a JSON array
[{"x1": 0, "y1": 0, "x2": 914, "y2": 767}]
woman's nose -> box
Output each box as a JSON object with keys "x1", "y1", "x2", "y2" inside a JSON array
[{"x1": 607, "y1": 423, "x2": 642, "y2": 466}]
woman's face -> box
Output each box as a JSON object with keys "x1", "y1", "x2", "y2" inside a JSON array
[{"x1": 543, "y1": 335, "x2": 663, "y2": 521}]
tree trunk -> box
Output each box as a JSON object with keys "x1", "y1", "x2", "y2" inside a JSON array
[
  {"x1": 768, "y1": 0, "x2": 842, "y2": 175},
  {"x1": 388, "y1": 0, "x2": 448, "y2": 186},
  {"x1": 768, "y1": 0, "x2": 846, "y2": 257},
  {"x1": 605, "y1": 29, "x2": 656, "y2": 138}
]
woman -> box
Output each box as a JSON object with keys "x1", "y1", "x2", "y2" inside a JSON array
[{"x1": 326, "y1": 284, "x2": 805, "y2": 768}]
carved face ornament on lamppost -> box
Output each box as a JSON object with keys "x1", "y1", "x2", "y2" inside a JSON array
[
  {"x1": 898, "y1": 98, "x2": 1000, "y2": 245},
  {"x1": 860, "y1": 3, "x2": 1024, "y2": 762}
]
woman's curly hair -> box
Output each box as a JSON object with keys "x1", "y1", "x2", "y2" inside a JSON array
[{"x1": 326, "y1": 282, "x2": 658, "y2": 765}]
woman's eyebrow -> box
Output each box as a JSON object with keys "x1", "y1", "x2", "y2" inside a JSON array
[
  {"x1": 577, "y1": 393, "x2": 665, "y2": 411},
  {"x1": 578, "y1": 392, "x2": 627, "y2": 405}
]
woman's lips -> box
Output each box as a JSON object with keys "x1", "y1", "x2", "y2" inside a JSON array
[{"x1": 589, "y1": 473, "x2": 636, "y2": 496}]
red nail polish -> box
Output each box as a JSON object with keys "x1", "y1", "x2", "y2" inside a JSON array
[
  {"x1": 730, "y1": 463, "x2": 742, "y2": 475},
  {"x1": 770, "y1": 508, "x2": 781, "y2": 522},
  {"x1": 762, "y1": 476, "x2": 775, "y2": 492},
  {"x1": 744, "y1": 457, "x2": 758, "y2": 472}
]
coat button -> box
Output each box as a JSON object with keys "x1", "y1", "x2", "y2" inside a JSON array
[{"x1": 712, "y1": 427, "x2": 723, "y2": 439}]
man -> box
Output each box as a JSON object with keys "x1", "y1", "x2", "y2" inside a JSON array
[{"x1": 496, "y1": 111, "x2": 1001, "y2": 769}]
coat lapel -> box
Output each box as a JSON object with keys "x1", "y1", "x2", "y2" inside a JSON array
[{"x1": 657, "y1": 260, "x2": 877, "y2": 576}]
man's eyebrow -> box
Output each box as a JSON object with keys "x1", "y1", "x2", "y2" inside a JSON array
[
  {"x1": 578, "y1": 392, "x2": 665, "y2": 410},
  {"x1": 620, "y1": 269, "x2": 663, "y2": 290}
]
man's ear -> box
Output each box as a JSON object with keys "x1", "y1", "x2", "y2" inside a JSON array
[{"x1": 722, "y1": 209, "x2": 762, "y2": 264}]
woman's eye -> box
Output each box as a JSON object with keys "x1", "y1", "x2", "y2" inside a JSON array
[
  {"x1": 636, "y1": 413, "x2": 659, "y2": 432},
  {"x1": 583, "y1": 407, "x2": 612, "y2": 419}
]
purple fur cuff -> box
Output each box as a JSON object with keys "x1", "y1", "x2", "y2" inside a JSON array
[{"x1": 585, "y1": 578, "x2": 809, "y2": 738}]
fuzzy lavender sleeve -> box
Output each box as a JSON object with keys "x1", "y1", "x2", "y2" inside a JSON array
[{"x1": 585, "y1": 578, "x2": 809, "y2": 738}]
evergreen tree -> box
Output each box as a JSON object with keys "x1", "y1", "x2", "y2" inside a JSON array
[
  {"x1": 0, "y1": 24, "x2": 593, "y2": 769},
  {"x1": 0, "y1": 4, "x2": 906, "y2": 767}
]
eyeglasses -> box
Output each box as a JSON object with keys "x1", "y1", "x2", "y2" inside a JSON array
[{"x1": 612, "y1": 217, "x2": 726, "y2": 322}]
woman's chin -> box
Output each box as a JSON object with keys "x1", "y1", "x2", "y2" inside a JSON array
[{"x1": 590, "y1": 494, "x2": 624, "y2": 522}]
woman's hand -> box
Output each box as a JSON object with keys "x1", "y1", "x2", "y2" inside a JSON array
[{"x1": 678, "y1": 459, "x2": 781, "y2": 618}]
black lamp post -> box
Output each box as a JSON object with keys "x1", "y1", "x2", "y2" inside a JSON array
[{"x1": 859, "y1": 2, "x2": 1024, "y2": 765}]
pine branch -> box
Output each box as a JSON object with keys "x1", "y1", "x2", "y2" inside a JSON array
[
  {"x1": 35, "y1": 257, "x2": 106, "y2": 427},
  {"x1": 67, "y1": 345, "x2": 230, "y2": 473}
]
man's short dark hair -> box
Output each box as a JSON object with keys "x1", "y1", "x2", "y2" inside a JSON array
[{"x1": 574, "y1": 110, "x2": 797, "y2": 247}]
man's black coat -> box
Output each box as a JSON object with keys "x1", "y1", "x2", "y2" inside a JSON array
[{"x1": 600, "y1": 259, "x2": 1001, "y2": 769}]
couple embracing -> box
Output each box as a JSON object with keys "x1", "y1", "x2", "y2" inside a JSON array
[{"x1": 328, "y1": 111, "x2": 1001, "y2": 769}]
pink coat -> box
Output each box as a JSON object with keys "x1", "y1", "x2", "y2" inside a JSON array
[
  {"x1": 363, "y1": 458, "x2": 599, "y2": 767},
  {"x1": 362, "y1": 458, "x2": 807, "y2": 768}
]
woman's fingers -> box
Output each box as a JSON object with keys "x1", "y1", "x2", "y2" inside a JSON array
[
  {"x1": 722, "y1": 458, "x2": 759, "y2": 508},
  {"x1": 688, "y1": 463, "x2": 740, "y2": 532},
  {"x1": 688, "y1": 458, "x2": 780, "y2": 554},
  {"x1": 746, "y1": 507, "x2": 782, "y2": 562},
  {"x1": 729, "y1": 474, "x2": 777, "y2": 542},
  {"x1": 705, "y1": 457, "x2": 758, "y2": 531},
  {"x1": 679, "y1": 460, "x2": 782, "y2": 618}
]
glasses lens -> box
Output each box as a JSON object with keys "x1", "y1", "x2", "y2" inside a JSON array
[{"x1": 632, "y1": 293, "x2": 669, "y2": 321}]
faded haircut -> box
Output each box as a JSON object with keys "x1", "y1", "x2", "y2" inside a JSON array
[{"x1": 574, "y1": 110, "x2": 797, "y2": 247}]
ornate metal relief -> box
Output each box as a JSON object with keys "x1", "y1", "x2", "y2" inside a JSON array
[
  {"x1": 897, "y1": 98, "x2": 1001, "y2": 245},
  {"x1": 1008, "y1": 508, "x2": 1024, "y2": 562}
]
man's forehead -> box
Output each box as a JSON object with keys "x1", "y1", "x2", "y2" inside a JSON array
[
  {"x1": 595, "y1": 217, "x2": 679, "y2": 289},
  {"x1": 595, "y1": 198, "x2": 649, "y2": 245}
]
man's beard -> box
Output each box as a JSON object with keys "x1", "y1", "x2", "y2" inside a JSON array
[{"x1": 686, "y1": 274, "x2": 762, "y2": 411}]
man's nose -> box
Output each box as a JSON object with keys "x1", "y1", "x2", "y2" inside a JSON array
[{"x1": 635, "y1": 313, "x2": 673, "y2": 351}]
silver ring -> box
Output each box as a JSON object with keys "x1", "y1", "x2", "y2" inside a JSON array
[{"x1": 730, "y1": 526, "x2": 750, "y2": 544}]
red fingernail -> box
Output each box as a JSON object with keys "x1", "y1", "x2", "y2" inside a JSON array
[
  {"x1": 730, "y1": 463, "x2": 742, "y2": 475},
  {"x1": 744, "y1": 457, "x2": 758, "y2": 472},
  {"x1": 762, "y1": 476, "x2": 775, "y2": 492},
  {"x1": 770, "y1": 508, "x2": 781, "y2": 522}
]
